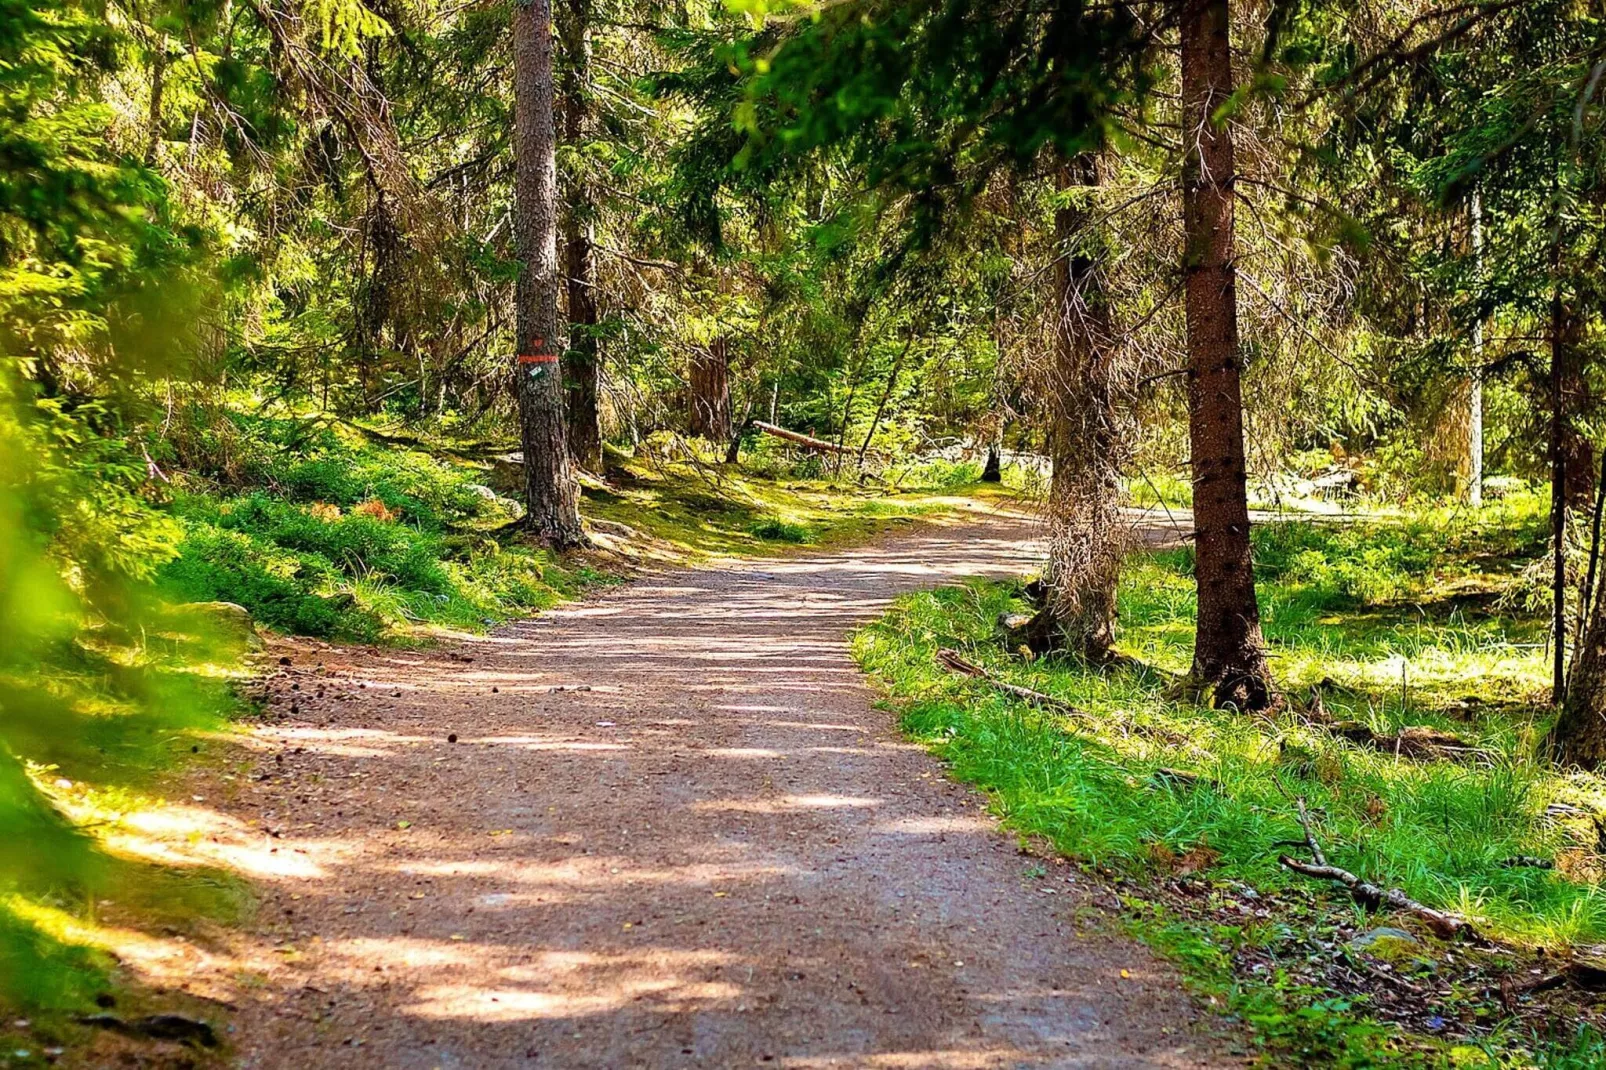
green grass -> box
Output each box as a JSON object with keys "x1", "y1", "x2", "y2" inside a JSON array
[
  {"x1": 1128, "y1": 469, "x2": 1195, "y2": 509},
  {"x1": 160, "y1": 490, "x2": 596, "y2": 642},
  {"x1": 581, "y1": 441, "x2": 978, "y2": 561},
  {"x1": 853, "y1": 498, "x2": 1605, "y2": 1066},
  {"x1": 157, "y1": 417, "x2": 1006, "y2": 644}
]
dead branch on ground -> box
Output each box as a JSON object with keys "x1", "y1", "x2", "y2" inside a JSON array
[
  {"x1": 935, "y1": 648, "x2": 1092, "y2": 717},
  {"x1": 1279, "y1": 795, "x2": 1479, "y2": 941}
]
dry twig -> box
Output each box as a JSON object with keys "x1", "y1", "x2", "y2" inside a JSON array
[{"x1": 1279, "y1": 795, "x2": 1478, "y2": 941}]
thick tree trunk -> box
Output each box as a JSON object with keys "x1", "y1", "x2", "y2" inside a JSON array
[
  {"x1": 1556, "y1": 449, "x2": 1606, "y2": 769},
  {"x1": 512, "y1": 0, "x2": 584, "y2": 548},
  {"x1": 689, "y1": 336, "x2": 732, "y2": 441},
  {"x1": 559, "y1": 0, "x2": 602, "y2": 472},
  {"x1": 981, "y1": 444, "x2": 1002, "y2": 483},
  {"x1": 1180, "y1": 0, "x2": 1276, "y2": 709},
  {"x1": 1032, "y1": 155, "x2": 1124, "y2": 662}
]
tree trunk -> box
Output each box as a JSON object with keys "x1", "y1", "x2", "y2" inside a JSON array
[
  {"x1": 981, "y1": 444, "x2": 1002, "y2": 483},
  {"x1": 1559, "y1": 304, "x2": 1594, "y2": 512},
  {"x1": 1180, "y1": 0, "x2": 1276, "y2": 709},
  {"x1": 1555, "y1": 452, "x2": 1606, "y2": 769},
  {"x1": 145, "y1": 43, "x2": 166, "y2": 165},
  {"x1": 1460, "y1": 189, "x2": 1484, "y2": 506},
  {"x1": 1552, "y1": 283, "x2": 1567, "y2": 706},
  {"x1": 689, "y1": 336, "x2": 732, "y2": 441},
  {"x1": 857, "y1": 330, "x2": 917, "y2": 471},
  {"x1": 559, "y1": 0, "x2": 602, "y2": 473},
  {"x1": 1035, "y1": 155, "x2": 1124, "y2": 662},
  {"x1": 512, "y1": 0, "x2": 584, "y2": 548},
  {"x1": 1552, "y1": 605, "x2": 1606, "y2": 769}
]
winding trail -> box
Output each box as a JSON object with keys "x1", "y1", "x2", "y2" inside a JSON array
[{"x1": 219, "y1": 505, "x2": 1236, "y2": 1068}]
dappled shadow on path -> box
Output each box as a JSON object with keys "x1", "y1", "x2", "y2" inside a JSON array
[{"x1": 139, "y1": 506, "x2": 1232, "y2": 1068}]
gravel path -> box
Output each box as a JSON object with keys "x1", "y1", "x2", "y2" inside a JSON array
[{"x1": 222, "y1": 505, "x2": 1238, "y2": 1068}]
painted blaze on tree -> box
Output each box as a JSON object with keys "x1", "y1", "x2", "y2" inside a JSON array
[{"x1": 512, "y1": 0, "x2": 585, "y2": 548}]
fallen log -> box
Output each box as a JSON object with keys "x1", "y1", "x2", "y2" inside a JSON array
[{"x1": 751, "y1": 420, "x2": 854, "y2": 455}]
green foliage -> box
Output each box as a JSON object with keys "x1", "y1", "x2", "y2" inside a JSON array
[
  {"x1": 1128, "y1": 907, "x2": 1406, "y2": 1067},
  {"x1": 1252, "y1": 492, "x2": 1547, "y2": 608},
  {"x1": 0, "y1": 0, "x2": 238, "y2": 1011},
  {"x1": 0, "y1": 302, "x2": 228, "y2": 1014},
  {"x1": 157, "y1": 423, "x2": 587, "y2": 641},
  {"x1": 887, "y1": 458, "x2": 984, "y2": 490},
  {"x1": 748, "y1": 516, "x2": 815, "y2": 543}
]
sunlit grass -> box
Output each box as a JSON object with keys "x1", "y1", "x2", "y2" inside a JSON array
[
  {"x1": 580, "y1": 448, "x2": 997, "y2": 561},
  {"x1": 854, "y1": 504, "x2": 1606, "y2": 956},
  {"x1": 160, "y1": 422, "x2": 1007, "y2": 644}
]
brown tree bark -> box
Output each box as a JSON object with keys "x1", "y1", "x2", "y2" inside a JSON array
[
  {"x1": 1551, "y1": 284, "x2": 1568, "y2": 706},
  {"x1": 1555, "y1": 448, "x2": 1606, "y2": 769},
  {"x1": 1551, "y1": 608, "x2": 1606, "y2": 769},
  {"x1": 689, "y1": 336, "x2": 732, "y2": 441},
  {"x1": 1180, "y1": 0, "x2": 1276, "y2": 709},
  {"x1": 1018, "y1": 156, "x2": 1125, "y2": 663},
  {"x1": 559, "y1": 0, "x2": 602, "y2": 472},
  {"x1": 1559, "y1": 305, "x2": 1594, "y2": 512},
  {"x1": 512, "y1": 0, "x2": 584, "y2": 548},
  {"x1": 981, "y1": 444, "x2": 1003, "y2": 483}
]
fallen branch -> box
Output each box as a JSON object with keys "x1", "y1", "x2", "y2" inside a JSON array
[
  {"x1": 1279, "y1": 795, "x2": 1478, "y2": 941},
  {"x1": 935, "y1": 648, "x2": 1091, "y2": 717},
  {"x1": 751, "y1": 420, "x2": 855, "y2": 455},
  {"x1": 1152, "y1": 767, "x2": 1224, "y2": 793},
  {"x1": 1343, "y1": 948, "x2": 1427, "y2": 997},
  {"x1": 1498, "y1": 855, "x2": 1554, "y2": 869},
  {"x1": 1278, "y1": 857, "x2": 1476, "y2": 940},
  {"x1": 1521, "y1": 959, "x2": 1606, "y2": 995},
  {"x1": 934, "y1": 648, "x2": 1207, "y2": 759},
  {"x1": 79, "y1": 1014, "x2": 218, "y2": 1048}
]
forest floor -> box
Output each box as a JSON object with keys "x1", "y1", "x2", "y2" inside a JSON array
[
  {"x1": 857, "y1": 490, "x2": 1606, "y2": 1068},
  {"x1": 53, "y1": 504, "x2": 1243, "y2": 1069}
]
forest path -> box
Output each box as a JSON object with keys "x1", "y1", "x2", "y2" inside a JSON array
[{"x1": 219, "y1": 504, "x2": 1235, "y2": 1069}]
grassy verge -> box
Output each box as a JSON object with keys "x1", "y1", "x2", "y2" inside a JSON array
[
  {"x1": 157, "y1": 415, "x2": 999, "y2": 644},
  {"x1": 854, "y1": 492, "x2": 1606, "y2": 1066}
]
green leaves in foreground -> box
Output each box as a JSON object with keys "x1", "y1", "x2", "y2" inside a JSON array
[
  {"x1": 0, "y1": 0, "x2": 236, "y2": 1005},
  {"x1": 0, "y1": 379, "x2": 242, "y2": 1008}
]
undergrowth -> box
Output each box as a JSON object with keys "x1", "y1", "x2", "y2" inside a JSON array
[
  {"x1": 854, "y1": 499, "x2": 1604, "y2": 1066},
  {"x1": 156, "y1": 417, "x2": 986, "y2": 643}
]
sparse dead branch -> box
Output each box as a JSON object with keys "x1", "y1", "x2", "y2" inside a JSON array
[{"x1": 1279, "y1": 795, "x2": 1479, "y2": 941}]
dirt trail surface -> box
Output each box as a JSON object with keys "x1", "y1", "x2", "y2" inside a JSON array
[{"x1": 210, "y1": 506, "x2": 1236, "y2": 1069}]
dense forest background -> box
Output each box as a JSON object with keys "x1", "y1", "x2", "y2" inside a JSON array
[{"x1": 8, "y1": 0, "x2": 1606, "y2": 1062}]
